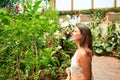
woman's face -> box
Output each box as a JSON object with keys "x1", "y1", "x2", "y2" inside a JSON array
[{"x1": 71, "y1": 27, "x2": 82, "y2": 42}]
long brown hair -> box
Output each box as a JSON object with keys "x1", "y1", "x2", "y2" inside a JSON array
[{"x1": 77, "y1": 25, "x2": 93, "y2": 55}]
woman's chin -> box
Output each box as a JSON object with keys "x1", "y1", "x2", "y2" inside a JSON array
[
  {"x1": 71, "y1": 39, "x2": 79, "y2": 43},
  {"x1": 71, "y1": 39, "x2": 76, "y2": 42}
]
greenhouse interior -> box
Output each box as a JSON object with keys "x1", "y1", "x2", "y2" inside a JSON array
[{"x1": 0, "y1": 0, "x2": 120, "y2": 80}]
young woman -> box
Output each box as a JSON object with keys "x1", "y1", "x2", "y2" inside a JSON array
[{"x1": 66, "y1": 25, "x2": 94, "y2": 80}]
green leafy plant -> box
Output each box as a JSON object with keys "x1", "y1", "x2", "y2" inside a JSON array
[{"x1": 0, "y1": 0, "x2": 62, "y2": 79}]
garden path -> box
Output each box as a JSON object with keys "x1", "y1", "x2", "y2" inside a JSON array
[{"x1": 92, "y1": 55, "x2": 120, "y2": 80}]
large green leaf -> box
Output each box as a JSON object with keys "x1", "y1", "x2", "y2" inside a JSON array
[{"x1": 95, "y1": 48, "x2": 103, "y2": 54}]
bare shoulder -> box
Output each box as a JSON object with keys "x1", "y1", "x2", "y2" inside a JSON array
[
  {"x1": 77, "y1": 48, "x2": 92, "y2": 64},
  {"x1": 77, "y1": 48, "x2": 92, "y2": 68},
  {"x1": 77, "y1": 48, "x2": 92, "y2": 62},
  {"x1": 78, "y1": 49, "x2": 87, "y2": 56}
]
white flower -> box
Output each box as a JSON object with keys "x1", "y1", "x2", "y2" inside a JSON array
[
  {"x1": 66, "y1": 15, "x2": 71, "y2": 20},
  {"x1": 62, "y1": 36, "x2": 66, "y2": 40},
  {"x1": 69, "y1": 19, "x2": 77, "y2": 26},
  {"x1": 54, "y1": 31, "x2": 60, "y2": 38},
  {"x1": 57, "y1": 46, "x2": 62, "y2": 49},
  {"x1": 59, "y1": 18, "x2": 64, "y2": 24},
  {"x1": 77, "y1": 16, "x2": 81, "y2": 23},
  {"x1": 60, "y1": 21, "x2": 69, "y2": 28},
  {"x1": 54, "y1": 31, "x2": 60, "y2": 36}
]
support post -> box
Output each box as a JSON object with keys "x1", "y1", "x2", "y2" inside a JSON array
[
  {"x1": 114, "y1": 0, "x2": 117, "y2": 8},
  {"x1": 71, "y1": 0, "x2": 73, "y2": 11},
  {"x1": 91, "y1": 0, "x2": 94, "y2": 9},
  {"x1": 51, "y1": 0, "x2": 55, "y2": 10}
]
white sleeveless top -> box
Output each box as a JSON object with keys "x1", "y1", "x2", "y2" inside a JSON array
[{"x1": 70, "y1": 50, "x2": 83, "y2": 76}]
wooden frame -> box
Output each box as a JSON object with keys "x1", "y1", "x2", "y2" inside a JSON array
[
  {"x1": 51, "y1": 0, "x2": 118, "y2": 11},
  {"x1": 71, "y1": 0, "x2": 73, "y2": 11},
  {"x1": 114, "y1": 0, "x2": 117, "y2": 8},
  {"x1": 91, "y1": 0, "x2": 94, "y2": 9}
]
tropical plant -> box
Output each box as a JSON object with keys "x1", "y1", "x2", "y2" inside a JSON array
[{"x1": 0, "y1": 0, "x2": 65, "y2": 79}]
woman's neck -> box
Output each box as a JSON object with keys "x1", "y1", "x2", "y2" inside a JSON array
[{"x1": 76, "y1": 41, "x2": 82, "y2": 49}]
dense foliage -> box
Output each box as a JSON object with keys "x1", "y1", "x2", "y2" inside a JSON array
[
  {"x1": 59, "y1": 8, "x2": 120, "y2": 16},
  {"x1": 0, "y1": 0, "x2": 120, "y2": 80},
  {"x1": 0, "y1": 1, "x2": 72, "y2": 79},
  {"x1": 0, "y1": 0, "x2": 18, "y2": 8}
]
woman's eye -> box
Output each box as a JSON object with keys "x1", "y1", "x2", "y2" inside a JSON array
[{"x1": 74, "y1": 30, "x2": 77, "y2": 32}]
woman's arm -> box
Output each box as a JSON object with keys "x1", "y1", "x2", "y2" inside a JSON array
[
  {"x1": 66, "y1": 67, "x2": 70, "y2": 74},
  {"x1": 65, "y1": 67, "x2": 71, "y2": 80},
  {"x1": 78, "y1": 51, "x2": 92, "y2": 80}
]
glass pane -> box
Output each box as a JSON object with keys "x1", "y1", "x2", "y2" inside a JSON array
[
  {"x1": 55, "y1": 0, "x2": 71, "y2": 11},
  {"x1": 117, "y1": 0, "x2": 120, "y2": 7},
  {"x1": 73, "y1": 0, "x2": 91, "y2": 10},
  {"x1": 94, "y1": 0, "x2": 114, "y2": 8}
]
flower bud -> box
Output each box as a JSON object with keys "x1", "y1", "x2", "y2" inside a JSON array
[
  {"x1": 24, "y1": 5, "x2": 26, "y2": 12},
  {"x1": 47, "y1": 40, "x2": 52, "y2": 46},
  {"x1": 42, "y1": 8, "x2": 44, "y2": 14},
  {"x1": 15, "y1": 4, "x2": 19, "y2": 14},
  {"x1": 6, "y1": 5, "x2": 10, "y2": 11}
]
